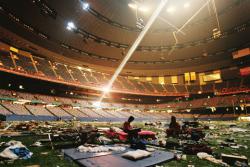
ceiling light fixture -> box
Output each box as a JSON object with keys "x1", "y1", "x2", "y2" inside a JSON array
[
  {"x1": 82, "y1": 2, "x2": 89, "y2": 10},
  {"x1": 66, "y1": 22, "x2": 76, "y2": 31}
]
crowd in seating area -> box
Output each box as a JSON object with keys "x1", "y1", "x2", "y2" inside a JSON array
[
  {"x1": 0, "y1": 45, "x2": 249, "y2": 96},
  {"x1": 0, "y1": 89, "x2": 249, "y2": 121}
]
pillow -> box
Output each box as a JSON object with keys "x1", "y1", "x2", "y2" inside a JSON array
[{"x1": 122, "y1": 150, "x2": 151, "y2": 160}]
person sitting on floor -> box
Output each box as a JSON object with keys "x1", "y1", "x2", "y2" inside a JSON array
[
  {"x1": 166, "y1": 116, "x2": 181, "y2": 137},
  {"x1": 123, "y1": 116, "x2": 141, "y2": 143}
]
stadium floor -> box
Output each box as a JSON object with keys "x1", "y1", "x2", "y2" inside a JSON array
[{"x1": 0, "y1": 121, "x2": 249, "y2": 167}]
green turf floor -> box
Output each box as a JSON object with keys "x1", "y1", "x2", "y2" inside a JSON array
[{"x1": 0, "y1": 121, "x2": 249, "y2": 167}]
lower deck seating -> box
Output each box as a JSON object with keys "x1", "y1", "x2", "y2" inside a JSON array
[
  {"x1": 0, "y1": 88, "x2": 249, "y2": 121},
  {"x1": 46, "y1": 107, "x2": 71, "y2": 117},
  {"x1": 62, "y1": 107, "x2": 89, "y2": 118},
  {"x1": 0, "y1": 103, "x2": 12, "y2": 115},
  {"x1": 25, "y1": 105, "x2": 53, "y2": 116},
  {"x1": 78, "y1": 108, "x2": 102, "y2": 118},
  {"x1": 2, "y1": 103, "x2": 31, "y2": 115},
  {"x1": 93, "y1": 109, "x2": 115, "y2": 118}
]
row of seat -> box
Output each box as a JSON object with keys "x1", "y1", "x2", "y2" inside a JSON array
[
  {"x1": 0, "y1": 89, "x2": 249, "y2": 110},
  {"x1": 0, "y1": 89, "x2": 249, "y2": 120},
  {"x1": 0, "y1": 50, "x2": 249, "y2": 95}
]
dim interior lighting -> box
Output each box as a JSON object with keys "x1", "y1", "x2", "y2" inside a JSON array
[
  {"x1": 92, "y1": 101, "x2": 101, "y2": 108},
  {"x1": 184, "y1": 2, "x2": 190, "y2": 8},
  {"x1": 166, "y1": 6, "x2": 176, "y2": 13},
  {"x1": 19, "y1": 85, "x2": 24, "y2": 89},
  {"x1": 66, "y1": 22, "x2": 76, "y2": 31},
  {"x1": 82, "y1": 2, "x2": 89, "y2": 10}
]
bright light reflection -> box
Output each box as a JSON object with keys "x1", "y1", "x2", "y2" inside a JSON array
[
  {"x1": 128, "y1": 3, "x2": 137, "y2": 9},
  {"x1": 92, "y1": 101, "x2": 101, "y2": 108},
  {"x1": 128, "y1": 3, "x2": 149, "y2": 12},
  {"x1": 66, "y1": 22, "x2": 76, "y2": 31},
  {"x1": 102, "y1": 86, "x2": 110, "y2": 93},
  {"x1": 82, "y1": 2, "x2": 89, "y2": 10},
  {"x1": 166, "y1": 6, "x2": 176, "y2": 13}
]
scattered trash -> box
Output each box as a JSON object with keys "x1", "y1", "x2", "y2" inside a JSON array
[
  {"x1": 31, "y1": 141, "x2": 43, "y2": 147},
  {"x1": 235, "y1": 161, "x2": 248, "y2": 167},
  {"x1": 197, "y1": 152, "x2": 229, "y2": 166},
  {"x1": 146, "y1": 147, "x2": 155, "y2": 152},
  {"x1": 187, "y1": 165, "x2": 195, "y2": 167},
  {"x1": 229, "y1": 128, "x2": 248, "y2": 133},
  {"x1": 0, "y1": 141, "x2": 33, "y2": 160},
  {"x1": 221, "y1": 153, "x2": 248, "y2": 166}
]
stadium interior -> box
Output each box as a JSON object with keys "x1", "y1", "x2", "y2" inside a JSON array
[{"x1": 0, "y1": 0, "x2": 249, "y2": 166}]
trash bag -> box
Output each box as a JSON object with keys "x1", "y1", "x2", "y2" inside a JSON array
[{"x1": 10, "y1": 147, "x2": 32, "y2": 159}]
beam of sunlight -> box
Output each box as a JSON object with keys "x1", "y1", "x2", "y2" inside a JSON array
[{"x1": 98, "y1": 0, "x2": 169, "y2": 103}]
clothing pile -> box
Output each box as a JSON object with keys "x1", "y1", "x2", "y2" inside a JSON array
[{"x1": 0, "y1": 140, "x2": 33, "y2": 160}]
